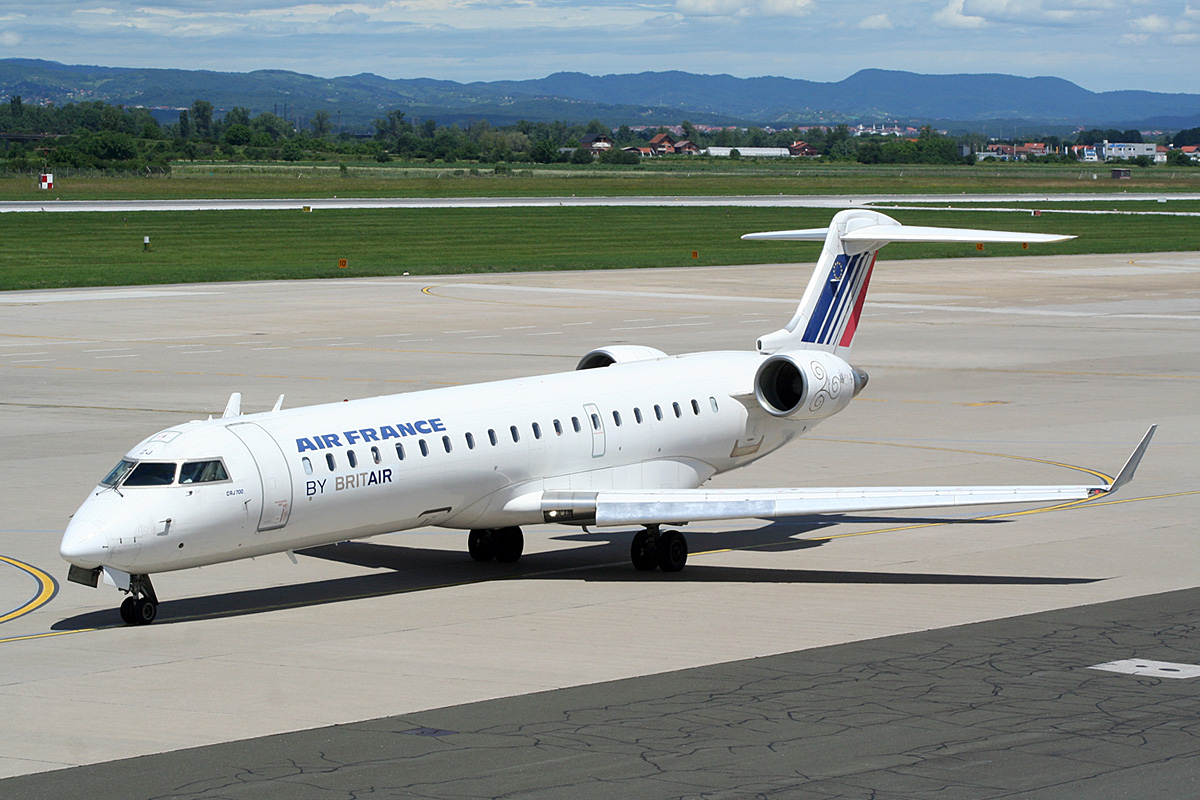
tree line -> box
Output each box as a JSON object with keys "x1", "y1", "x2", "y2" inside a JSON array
[{"x1": 1, "y1": 95, "x2": 1194, "y2": 173}]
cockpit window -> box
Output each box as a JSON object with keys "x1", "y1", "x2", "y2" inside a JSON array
[
  {"x1": 180, "y1": 460, "x2": 229, "y2": 484},
  {"x1": 101, "y1": 459, "x2": 136, "y2": 486},
  {"x1": 123, "y1": 461, "x2": 178, "y2": 487}
]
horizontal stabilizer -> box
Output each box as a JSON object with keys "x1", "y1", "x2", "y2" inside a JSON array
[{"x1": 742, "y1": 225, "x2": 1074, "y2": 244}]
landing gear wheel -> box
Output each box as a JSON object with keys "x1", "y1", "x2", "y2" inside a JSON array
[
  {"x1": 657, "y1": 529, "x2": 688, "y2": 573},
  {"x1": 120, "y1": 596, "x2": 138, "y2": 625},
  {"x1": 494, "y1": 527, "x2": 524, "y2": 563},
  {"x1": 468, "y1": 529, "x2": 495, "y2": 562},
  {"x1": 133, "y1": 598, "x2": 157, "y2": 625},
  {"x1": 631, "y1": 530, "x2": 658, "y2": 571},
  {"x1": 118, "y1": 573, "x2": 160, "y2": 626}
]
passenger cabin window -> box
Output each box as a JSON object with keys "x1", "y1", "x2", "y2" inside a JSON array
[
  {"x1": 442, "y1": 435, "x2": 452, "y2": 453},
  {"x1": 371, "y1": 446, "x2": 381, "y2": 465},
  {"x1": 466, "y1": 432, "x2": 476, "y2": 450},
  {"x1": 673, "y1": 402, "x2": 682, "y2": 418},
  {"x1": 553, "y1": 419, "x2": 563, "y2": 436},
  {"x1": 634, "y1": 408, "x2": 643, "y2": 424},
  {"x1": 710, "y1": 397, "x2": 719, "y2": 413},
  {"x1": 488, "y1": 429, "x2": 498, "y2": 446},
  {"x1": 419, "y1": 440, "x2": 429, "y2": 457},
  {"x1": 396, "y1": 443, "x2": 405, "y2": 461},
  {"x1": 691, "y1": 399, "x2": 701, "y2": 415},
  {"x1": 326, "y1": 453, "x2": 336, "y2": 471},
  {"x1": 348, "y1": 450, "x2": 358, "y2": 468},
  {"x1": 302, "y1": 457, "x2": 313, "y2": 476},
  {"x1": 572, "y1": 416, "x2": 582, "y2": 433},
  {"x1": 123, "y1": 462, "x2": 177, "y2": 487},
  {"x1": 590, "y1": 413, "x2": 601, "y2": 431},
  {"x1": 179, "y1": 460, "x2": 229, "y2": 484},
  {"x1": 613, "y1": 410, "x2": 622, "y2": 427},
  {"x1": 510, "y1": 425, "x2": 520, "y2": 443},
  {"x1": 532, "y1": 422, "x2": 542, "y2": 440},
  {"x1": 654, "y1": 405, "x2": 664, "y2": 421}
]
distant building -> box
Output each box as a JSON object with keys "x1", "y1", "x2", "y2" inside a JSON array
[
  {"x1": 789, "y1": 141, "x2": 817, "y2": 157},
  {"x1": 578, "y1": 133, "x2": 614, "y2": 152},
  {"x1": 648, "y1": 133, "x2": 678, "y2": 155},
  {"x1": 1102, "y1": 141, "x2": 1156, "y2": 161},
  {"x1": 705, "y1": 147, "x2": 793, "y2": 158}
]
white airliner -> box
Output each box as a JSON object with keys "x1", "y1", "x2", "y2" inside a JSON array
[{"x1": 60, "y1": 209, "x2": 1155, "y2": 625}]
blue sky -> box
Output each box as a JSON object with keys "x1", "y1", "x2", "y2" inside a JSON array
[{"x1": 0, "y1": 1, "x2": 1195, "y2": 92}]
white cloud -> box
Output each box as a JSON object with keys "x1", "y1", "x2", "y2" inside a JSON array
[
  {"x1": 1131, "y1": 14, "x2": 1171, "y2": 33},
  {"x1": 756, "y1": 0, "x2": 814, "y2": 16},
  {"x1": 0, "y1": 29, "x2": 20, "y2": 46},
  {"x1": 933, "y1": 0, "x2": 986, "y2": 28},
  {"x1": 674, "y1": 0, "x2": 812, "y2": 18},
  {"x1": 857, "y1": 13, "x2": 892, "y2": 29},
  {"x1": 675, "y1": 0, "x2": 750, "y2": 15}
]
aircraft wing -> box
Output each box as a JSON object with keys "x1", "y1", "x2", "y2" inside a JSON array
[{"x1": 536, "y1": 426, "x2": 1155, "y2": 527}]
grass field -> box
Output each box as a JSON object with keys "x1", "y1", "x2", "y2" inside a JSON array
[
  {"x1": 1, "y1": 205, "x2": 1196, "y2": 292},
  {"x1": 3, "y1": 161, "x2": 1200, "y2": 201}
]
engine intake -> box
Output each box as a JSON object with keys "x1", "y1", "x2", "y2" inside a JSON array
[
  {"x1": 754, "y1": 351, "x2": 868, "y2": 420},
  {"x1": 576, "y1": 345, "x2": 669, "y2": 370}
]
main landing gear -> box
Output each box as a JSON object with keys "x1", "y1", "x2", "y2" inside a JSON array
[
  {"x1": 118, "y1": 574, "x2": 159, "y2": 626},
  {"x1": 631, "y1": 525, "x2": 688, "y2": 573},
  {"x1": 468, "y1": 527, "x2": 525, "y2": 563}
]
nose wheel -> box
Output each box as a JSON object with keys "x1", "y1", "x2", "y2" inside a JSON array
[{"x1": 118, "y1": 574, "x2": 159, "y2": 625}]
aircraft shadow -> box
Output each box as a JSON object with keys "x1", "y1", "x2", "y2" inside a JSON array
[{"x1": 51, "y1": 515, "x2": 1096, "y2": 630}]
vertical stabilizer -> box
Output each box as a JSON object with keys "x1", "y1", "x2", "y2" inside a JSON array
[
  {"x1": 747, "y1": 209, "x2": 895, "y2": 355},
  {"x1": 743, "y1": 210, "x2": 1074, "y2": 356}
]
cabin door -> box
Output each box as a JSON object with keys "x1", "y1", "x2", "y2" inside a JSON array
[{"x1": 227, "y1": 422, "x2": 293, "y2": 531}]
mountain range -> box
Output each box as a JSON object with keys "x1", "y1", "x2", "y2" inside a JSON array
[{"x1": 2, "y1": 59, "x2": 1197, "y2": 133}]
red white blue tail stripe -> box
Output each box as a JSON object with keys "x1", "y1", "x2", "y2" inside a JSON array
[{"x1": 800, "y1": 250, "x2": 878, "y2": 349}]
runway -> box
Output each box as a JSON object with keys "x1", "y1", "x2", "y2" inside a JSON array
[
  {"x1": 2, "y1": 191, "x2": 1199, "y2": 214},
  {"x1": 0, "y1": 248, "x2": 1197, "y2": 795}
]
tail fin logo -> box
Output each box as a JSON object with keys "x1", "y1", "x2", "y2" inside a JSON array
[{"x1": 801, "y1": 250, "x2": 878, "y2": 348}]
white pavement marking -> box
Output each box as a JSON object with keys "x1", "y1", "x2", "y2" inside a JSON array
[
  {"x1": 1089, "y1": 659, "x2": 1200, "y2": 679},
  {"x1": 3, "y1": 193, "x2": 1200, "y2": 214},
  {"x1": 446, "y1": 283, "x2": 795, "y2": 305},
  {"x1": 0, "y1": 289, "x2": 221, "y2": 303}
]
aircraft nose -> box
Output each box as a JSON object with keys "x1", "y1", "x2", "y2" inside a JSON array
[{"x1": 59, "y1": 519, "x2": 108, "y2": 567}]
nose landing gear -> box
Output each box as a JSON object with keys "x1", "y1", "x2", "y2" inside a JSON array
[{"x1": 118, "y1": 574, "x2": 159, "y2": 625}]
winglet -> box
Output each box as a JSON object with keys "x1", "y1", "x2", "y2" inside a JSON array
[{"x1": 1103, "y1": 425, "x2": 1157, "y2": 495}]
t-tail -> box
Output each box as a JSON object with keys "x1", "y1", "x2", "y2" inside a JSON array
[{"x1": 744, "y1": 209, "x2": 1074, "y2": 356}]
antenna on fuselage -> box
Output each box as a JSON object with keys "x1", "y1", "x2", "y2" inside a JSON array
[{"x1": 222, "y1": 392, "x2": 242, "y2": 418}]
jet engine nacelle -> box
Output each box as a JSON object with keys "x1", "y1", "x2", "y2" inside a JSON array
[
  {"x1": 576, "y1": 345, "x2": 669, "y2": 370},
  {"x1": 754, "y1": 350, "x2": 869, "y2": 420}
]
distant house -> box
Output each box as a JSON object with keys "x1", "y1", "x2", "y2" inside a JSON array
[
  {"x1": 789, "y1": 140, "x2": 817, "y2": 157},
  {"x1": 1182, "y1": 145, "x2": 1200, "y2": 162},
  {"x1": 579, "y1": 133, "x2": 614, "y2": 152},
  {"x1": 648, "y1": 133, "x2": 677, "y2": 155},
  {"x1": 624, "y1": 146, "x2": 654, "y2": 158},
  {"x1": 674, "y1": 139, "x2": 701, "y2": 155},
  {"x1": 1155, "y1": 145, "x2": 1168, "y2": 164}
]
